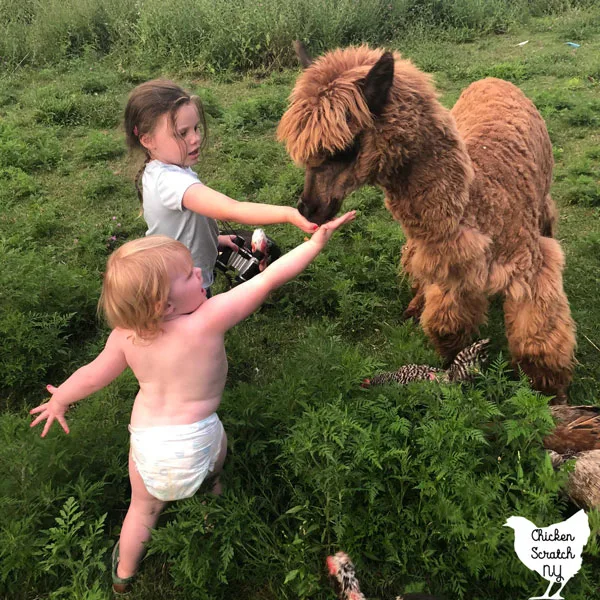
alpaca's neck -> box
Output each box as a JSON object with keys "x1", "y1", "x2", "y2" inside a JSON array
[{"x1": 378, "y1": 98, "x2": 473, "y2": 243}]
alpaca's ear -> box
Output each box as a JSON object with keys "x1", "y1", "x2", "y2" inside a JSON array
[
  {"x1": 360, "y1": 51, "x2": 394, "y2": 116},
  {"x1": 293, "y1": 40, "x2": 313, "y2": 69}
]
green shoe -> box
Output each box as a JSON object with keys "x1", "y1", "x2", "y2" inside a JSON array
[{"x1": 112, "y1": 541, "x2": 135, "y2": 594}]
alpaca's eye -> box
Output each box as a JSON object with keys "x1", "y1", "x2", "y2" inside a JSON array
[
  {"x1": 306, "y1": 155, "x2": 325, "y2": 168},
  {"x1": 329, "y1": 139, "x2": 359, "y2": 163}
]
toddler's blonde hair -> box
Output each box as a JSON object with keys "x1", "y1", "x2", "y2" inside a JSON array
[{"x1": 99, "y1": 235, "x2": 193, "y2": 341}]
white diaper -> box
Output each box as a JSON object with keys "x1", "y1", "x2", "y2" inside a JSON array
[{"x1": 129, "y1": 413, "x2": 224, "y2": 501}]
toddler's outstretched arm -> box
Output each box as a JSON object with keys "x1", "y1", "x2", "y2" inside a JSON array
[
  {"x1": 30, "y1": 331, "x2": 128, "y2": 437},
  {"x1": 202, "y1": 211, "x2": 356, "y2": 331}
]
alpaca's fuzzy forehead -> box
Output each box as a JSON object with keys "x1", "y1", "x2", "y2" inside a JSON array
[
  {"x1": 277, "y1": 46, "x2": 384, "y2": 164},
  {"x1": 296, "y1": 46, "x2": 385, "y2": 93}
]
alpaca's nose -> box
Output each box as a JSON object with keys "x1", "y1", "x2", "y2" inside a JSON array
[
  {"x1": 297, "y1": 198, "x2": 312, "y2": 219},
  {"x1": 298, "y1": 197, "x2": 331, "y2": 225}
]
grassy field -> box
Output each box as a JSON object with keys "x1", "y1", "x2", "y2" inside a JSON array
[{"x1": 1, "y1": 5, "x2": 600, "y2": 600}]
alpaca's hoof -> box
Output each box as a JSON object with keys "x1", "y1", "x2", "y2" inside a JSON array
[
  {"x1": 549, "y1": 392, "x2": 569, "y2": 406},
  {"x1": 402, "y1": 308, "x2": 421, "y2": 324}
]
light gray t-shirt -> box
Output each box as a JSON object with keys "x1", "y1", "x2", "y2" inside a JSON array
[{"x1": 142, "y1": 160, "x2": 219, "y2": 288}]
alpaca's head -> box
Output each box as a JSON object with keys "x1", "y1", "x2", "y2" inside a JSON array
[{"x1": 277, "y1": 45, "x2": 396, "y2": 224}]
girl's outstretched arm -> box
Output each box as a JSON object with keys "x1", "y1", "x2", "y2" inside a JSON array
[
  {"x1": 200, "y1": 211, "x2": 356, "y2": 332},
  {"x1": 30, "y1": 330, "x2": 128, "y2": 437},
  {"x1": 182, "y1": 183, "x2": 318, "y2": 233}
]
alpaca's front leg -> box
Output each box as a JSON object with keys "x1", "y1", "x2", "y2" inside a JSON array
[
  {"x1": 401, "y1": 239, "x2": 425, "y2": 322},
  {"x1": 420, "y1": 283, "x2": 488, "y2": 364},
  {"x1": 403, "y1": 282, "x2": 425, "y2": 322}
]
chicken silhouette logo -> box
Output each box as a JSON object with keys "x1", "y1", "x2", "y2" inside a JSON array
[{"x1": 504, "y1": 510, "x2": 590, "y2": 599}]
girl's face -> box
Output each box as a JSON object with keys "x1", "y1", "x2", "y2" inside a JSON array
[
  {"x1": 141, "y1": 102, "x2": 201, "y2": 167},
  {"x1": 165, "y1": 260, "x2": 207, "y2": 318}
]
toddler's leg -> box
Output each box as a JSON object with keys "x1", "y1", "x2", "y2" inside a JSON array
[
  {"x1": 116, "y1": 452, "x2": 167, "y2": 579},
  {"x1": 209, "y1": 429, "x2": 228, "y2": 495}
]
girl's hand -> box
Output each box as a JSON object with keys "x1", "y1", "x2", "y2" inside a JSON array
[
  {"x1": 288, "y1": 208, "x2": 320, "y2": 233},
  {"x1": 310, "y1": 211, "x2": 356, "y2": 248},
  {"x1": 218, "y1": 235, "x2": 239, "y2": 252},
  {"x1": 30, "y1": 385, "x2": 70, "y2": 437}
]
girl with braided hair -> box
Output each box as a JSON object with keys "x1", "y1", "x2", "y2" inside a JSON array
[{"x1": 124, "y1": 79, "x2": 318, "y2": 296}]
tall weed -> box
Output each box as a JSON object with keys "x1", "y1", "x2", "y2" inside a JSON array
[
  {"x1": 0, "y1": 167, "x2": 37, "y2": 206},
  {"x1": 0, "y1": 0, "x2": 137, "y2": 65},
  {"x1": 3, "y1": 0, "x2": 597, "y2": 72},
  {"x1": 38, "y1": 496, "x2": 110, "y2": 599},
  {"x1": 0, "y1": 122, "x2": 62, "y2": 172},
  {"x1": 0, "y1": 243, "x2": 99, "y2": 399}
]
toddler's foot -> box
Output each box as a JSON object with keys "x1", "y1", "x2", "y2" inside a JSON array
[
  {"x1": 112, "y1": 541, "x2": 135, "y2": 594},
  {"x1": 210, "y1": 475, "x2": 222, "y2": 495}
]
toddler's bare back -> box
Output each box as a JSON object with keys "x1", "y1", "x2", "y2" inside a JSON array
[{"x1": 115, "y1": 311, "x2": 227, "y2": 427}]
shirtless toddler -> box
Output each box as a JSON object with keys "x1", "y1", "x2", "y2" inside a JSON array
[{"x1": 30, "y1": 211, "x2": 355, "y2": 593}]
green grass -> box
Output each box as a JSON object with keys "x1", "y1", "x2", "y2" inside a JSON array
[
  {"x1": 1, "y1": 0, "x2": 598, "y2": 71},
  {"x1": 1, "y1": 6, "x2": 600, "y2": 600}
]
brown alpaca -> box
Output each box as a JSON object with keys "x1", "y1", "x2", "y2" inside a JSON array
[{"x1": 277, "y1": 45, "x2": 575, "y2": 402}]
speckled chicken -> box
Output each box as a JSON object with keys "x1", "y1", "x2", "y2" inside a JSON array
[
  {"x1": 362, "y1": 339, "x2": 489, "y2": 388},
  {"x1": 326, "y1": 551, "x2": 441, "y2": 600}
]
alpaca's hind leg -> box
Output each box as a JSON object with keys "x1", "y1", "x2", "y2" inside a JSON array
[
  {"x1": 540, "y1": 193, "x2": 558, "y2": 238},
  {"x1": 503, "y1": 238, "x2": 575, "y2": 403},
  {"x1": 420, "y1": 283, "x2": 489, "y2": 364}
]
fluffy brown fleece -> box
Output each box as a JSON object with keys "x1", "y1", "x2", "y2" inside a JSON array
[{"x1": 277, "y1": 46, "x2": 576, "y2": 401}]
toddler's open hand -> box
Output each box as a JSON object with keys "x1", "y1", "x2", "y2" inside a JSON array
[
  {"x1": 30, "y1": 385, "x2": 70, "y2": 437},
  {"x1": 311, "y1": 211, "x2": 356, "y2": 247}
]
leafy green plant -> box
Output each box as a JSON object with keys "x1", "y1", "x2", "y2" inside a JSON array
[
  {"x1": 0, "y1": 167, "x2": 37, "y2": 205},
  {"x1": 555, "y1": 154, "x2": 600, "y2": 206},
  {"x1": 0, "y1": 121, "x2": 62, "y2": 171},
  {"x1": 0, "y1": 310, "x2": 73, "y2": 391},
  {"x1": 2, "y1": 0, "x2": 579, "y2": 71},
  {"x1": 147, "y1": 355, "x2": 599, "y2": 600},
  {"x1": 33, "y1": 88, "x2": 121, "y2": 128},
  {"x1": 38, "y1": 496, "x2": 111, "y2": 599},
  {"x1": 196, "y1": 88, "x2": 225, "y2": 120},
  {"x1": 563, "y1": 176, "x2": 600, "y2": 206},
  {"x1": 565, "y1": 103, "x2": 600, "y2": 127},
  {"x1": 0, "y1": 242, "x2": 99, "y2": 399},
  {"x1": 470, "y1": 61, "x2": 531, "y2": 83},
  {"x1": 0, "y1": 512, "x2": 45, "y2": 593},
  {"x1": 0, "y1": 409, "x2": 128, "y2": 598},
  {"x1": 76, "y1": 131, "x2": 125, "y2": 162},
  {"x1": 222, "y1": 94, "x2": 288, "y2": 134},
  {"x1": 80, "y1": 71, "x2": 120, "y2": 95},
  {"x1": 83, "y1": 168, "x2": 131, "y2": 203}
]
